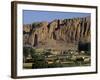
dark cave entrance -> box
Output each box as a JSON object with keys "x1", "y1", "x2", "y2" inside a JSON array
[{"x1": 33, "y1": 34, "x2": 38, "y2": 47}]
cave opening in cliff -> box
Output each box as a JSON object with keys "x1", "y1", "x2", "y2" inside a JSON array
[{"x1": 33, "y1": 34, "x2": 38, "y2": 47}]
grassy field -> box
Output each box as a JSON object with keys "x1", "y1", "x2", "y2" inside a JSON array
[
  {"x1": 23, "y1": 61, "x2": 91, "y2": 69},
  {"x1": 23, "y1": 63, "x2": 33, "y2": 69}
]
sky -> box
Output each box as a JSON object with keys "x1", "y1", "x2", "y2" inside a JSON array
[{"x1": 23, "y1": 10, "x2": 90, "y2": 24}]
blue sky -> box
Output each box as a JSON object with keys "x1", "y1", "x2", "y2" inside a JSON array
[{"x1": 23, "y1": 10, "x2": 90, "y2": 24}]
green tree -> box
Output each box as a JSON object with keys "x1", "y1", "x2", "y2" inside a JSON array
[
  {"x1": 30, "y1": 48, "x2": 35, "y2": 56},
  {"x1": 32, "y1": 54, "x2": 48, "y2": 68},
  {"x1": 23, "y1": 47, "x2": 30, "y2": 63},
  {"x1": 44, "y1": 51, "x2": 52, "y2": 57}
]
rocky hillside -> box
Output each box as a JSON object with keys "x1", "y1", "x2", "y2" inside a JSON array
[{"x1": 23, "y1": 16, "x2": 91, "y2": 50}]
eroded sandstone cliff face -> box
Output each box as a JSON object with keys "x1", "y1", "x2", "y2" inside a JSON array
[{"x1": 23, "y1": 16, "x2": 90, "y2": 49}]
